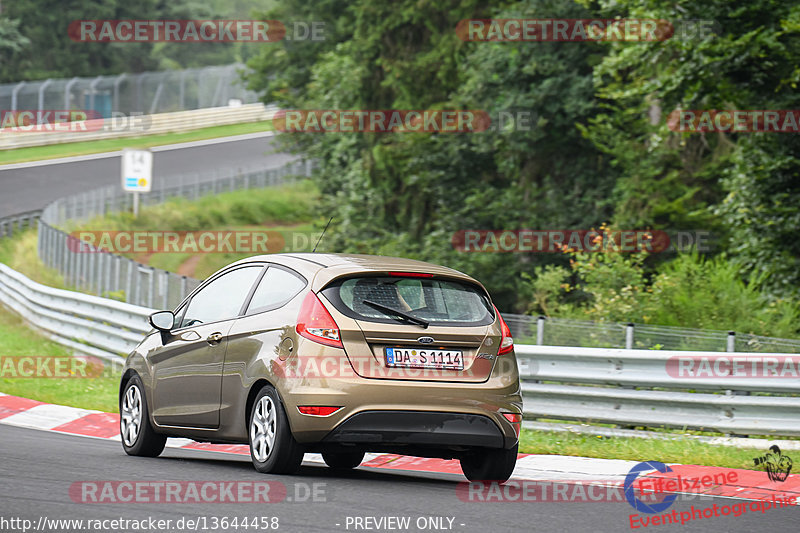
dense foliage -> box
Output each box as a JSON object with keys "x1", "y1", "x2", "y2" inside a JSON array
[
  {"x1": 244, "y1": 0, "x2": 800, "y2": 336},
  {"x1": 0, "y1": 0, "x2": 275, "y2": 82}
]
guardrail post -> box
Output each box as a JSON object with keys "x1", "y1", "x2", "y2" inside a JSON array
[
  {"x1": 88, "y1": 247, "x2": 96, "y2": 294},
  {"x1": 626, "y1": 323, "x2": 635, "y2": 349},
  {"x1": 162, "y1": 271, "x2": 169, "y2": 310},
  {"x1": 37, "y1": 221, "x2": 43, "y2": 258},
  {"x1": 51, "y1": 224, "x2": 57, "y2": 268},
  {"x1": 62, "y1": 233, "x2": 70, "y2": 284},
  {"x1": 37, "y1": 79, "x2": 53, "y2": 113},
  {"x1": 114, "y1": 255, "x2": 121, "y2": 294},
  {"x1": 89, "y1": 76, "x2": 103, "y2": 112},
  {"x1": 106, "y1": 252, "x2": 113, "y2": 297},
  {"x1": 68, "y1": 243, "x2": 76, "y2": 287},
  {"x1": 536, "y1": 316, "x2": 545, "y2": 345},
  {"x1": 54, "y1": 225, "x2": 61, "y2": 269},
  {"x1": 126, "y1": 259, "x2": 134, "y2": 304},
  {"x1": 725, "y1": 330, "x2": 750, "y2": 413},
  {"x1": 73, "y1": 241, "x2": 80, "y2": 287},
  {"x1": 113, "y1": 73, "x2": 126, "y2": 113},
  {"x1": 64, "y1": 77, "x2": 79, "y2": 110},
  {"x1": 11, "y1": 82, "x2": 25, "y2": 112},
  {"x1": 148, "y1": 269, "x2": 155, "y2": 308},
  {"x1": 80, "y1": 246, "x2": 87, "y2": 290},
  {"x1": 179, "y1": 70, "x2": 186, "y2": 110}
]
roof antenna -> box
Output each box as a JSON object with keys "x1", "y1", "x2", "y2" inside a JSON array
[{"x1": 312, "y1": 217, "x2": 333, "y2": 253}]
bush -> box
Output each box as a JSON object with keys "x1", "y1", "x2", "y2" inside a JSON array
[{"x1": 521, "y1": 226, "x2": 800, "y2": 338}]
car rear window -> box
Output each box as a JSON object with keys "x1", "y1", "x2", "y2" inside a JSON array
[{"x1": 321, "y1": 275, "x2": 494, "y2": 326}]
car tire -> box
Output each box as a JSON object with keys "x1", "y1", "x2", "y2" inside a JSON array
[
  {"x1": 249, "y1": 385, "x2": 304, "y2": 474},
  {"x1": 322, "y1": 451, "x2": 365, "y2": 470},
  {"x1": 459, "y1": 443, "x2": 518, "y2": 483},
  {"x1": 120, "y1": 375, "x2": 166, "y2": 457}
]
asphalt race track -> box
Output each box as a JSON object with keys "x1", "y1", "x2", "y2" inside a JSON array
[
  {"x1": 0, "y1": 133, "x2": 294, "y2": 218},
  {"x1": 0, "y1": 424, "x2": 796, "y2": 533}
]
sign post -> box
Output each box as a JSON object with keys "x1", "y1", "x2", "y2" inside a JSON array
[{"x1": 121, "y1": 148, "x2": 153, "y2": 217}]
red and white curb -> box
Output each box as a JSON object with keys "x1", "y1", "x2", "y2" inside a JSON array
[{"x1": 1, "y1": 392, "x2": 798, "y2": 505}]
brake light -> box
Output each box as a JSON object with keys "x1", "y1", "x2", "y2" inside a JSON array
[
  {"x1": 387, "y1": 271, "x2": 434, "y2": 278},
  {"x1": 298, "y1": 406, "x2": 342, "y2": 416},
  {"x1": 503, "y1": 413, "x2": 522, "y2": 437},
  {"x1": 494, "y1": 306, "x2": 514, "y2": 355},
  {"x1": 296, "y1": 292, "x2": 343, "y2": 348}
]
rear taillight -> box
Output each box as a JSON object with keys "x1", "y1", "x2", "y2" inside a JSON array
[
  {"x1": 298, "y1": 406, "x2": 342, "y2": 416},
  {"x1": 494, "y1": 306, "x2": 514, "y2": 355},
  {"x1": 503, "y1": 413, "x2": 522, "y2": 437},
  {"x1": 296, "y1": 291, "x2": 343, "y2": 348}
]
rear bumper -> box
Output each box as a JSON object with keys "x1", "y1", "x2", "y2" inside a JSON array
[
  {"x1": 274, "y1": 337, "x2": 522, "y2": 450},
  {"x1": 321, "y1": 410, "x2": 513, "y2": 449},
  {"x1": 279, "y1": 373, "x2": 522, "y2": 449}
]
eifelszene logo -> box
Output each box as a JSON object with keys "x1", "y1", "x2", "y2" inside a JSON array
[
  {"x1": 624, "y1": 461, "x2": 677, "y2": 513},
  {"x1": 753, "y1": 445, "x2": 793, "y2": 482}
]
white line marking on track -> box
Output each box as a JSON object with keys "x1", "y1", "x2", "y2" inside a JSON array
[{"x1": 1, "y1": 403, "x2": 95, "y2": 430}]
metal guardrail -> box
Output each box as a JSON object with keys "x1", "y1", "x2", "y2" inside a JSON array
[
  {"x1": 0, "y1": 210, "x2": 41, "y2": 238},
  {"x1": 505, "y1": 313, "x2": 800, "y2": 353},
  {"x1": 0, "y1": 103, "x2": 278, "y2": 150},
  {"x1": 1, "y1": 269, "x2": 798, "y2": 436},
  {"x1": 0, "y1": 263, "x2": 151, "y2": 360},
  {"x1": 516, "y1": 345, "x2": 800, "y2": 436},
  {"x1": 3, "y1": 240, "x2": 800, "y2": 433}
]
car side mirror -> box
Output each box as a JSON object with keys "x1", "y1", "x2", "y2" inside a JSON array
[
  {"x1": 149, "y1": 311, "x2": 175, "y2": 330},
  {"x1": 149, "y1": 311, "x2": 176, "y2": 345}
]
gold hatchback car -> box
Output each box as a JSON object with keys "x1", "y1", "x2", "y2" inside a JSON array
[{"x1": 120, "y1": 253, "x2": 522, "y2": 481}]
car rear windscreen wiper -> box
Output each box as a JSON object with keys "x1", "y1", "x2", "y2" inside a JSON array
[{"x1": 362, "y1": 300, "x2": 429, "y2": 328}]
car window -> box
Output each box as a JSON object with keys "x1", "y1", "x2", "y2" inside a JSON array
[
  {"x1": 172, "y1": 302, "x2": 188, "y2": 329},
  {"x1": 246, "y1": 266, "x2": 306, "y2": 314},
  {"x1": 180, "y1": 266, "x2": 263, "y2": 327},
  {"x1": 323, "y1": 276, "x2": 494, "y2": 326}
]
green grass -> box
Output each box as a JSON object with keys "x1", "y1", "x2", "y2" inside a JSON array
[
  {"x1": 73, "y1": 180, "x2": 322, "y2": 279},
  {"x1": 0, "y1": 120, "x2": 274, "y2": 165},
  {"x1": 519, "y1": 428, "x2": 765, "y2": 470},
  {"x1": 0, "y1": 230, "x2": 68, "y2": 289},
  {"x1": 0, "y1": 307, "x2": 119, "y2": 412},
  {"x1": 72, "y1": 181, "x2": 318, "y2": 232}
]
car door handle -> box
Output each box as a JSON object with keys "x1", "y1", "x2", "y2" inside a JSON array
[{"x1": 206, "y1": 332, "x2": 223, "y2": 345}]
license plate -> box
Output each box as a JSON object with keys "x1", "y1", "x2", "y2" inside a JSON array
[{"x1": 385, "y1": 347, "x2": 464, "y2": 370}]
